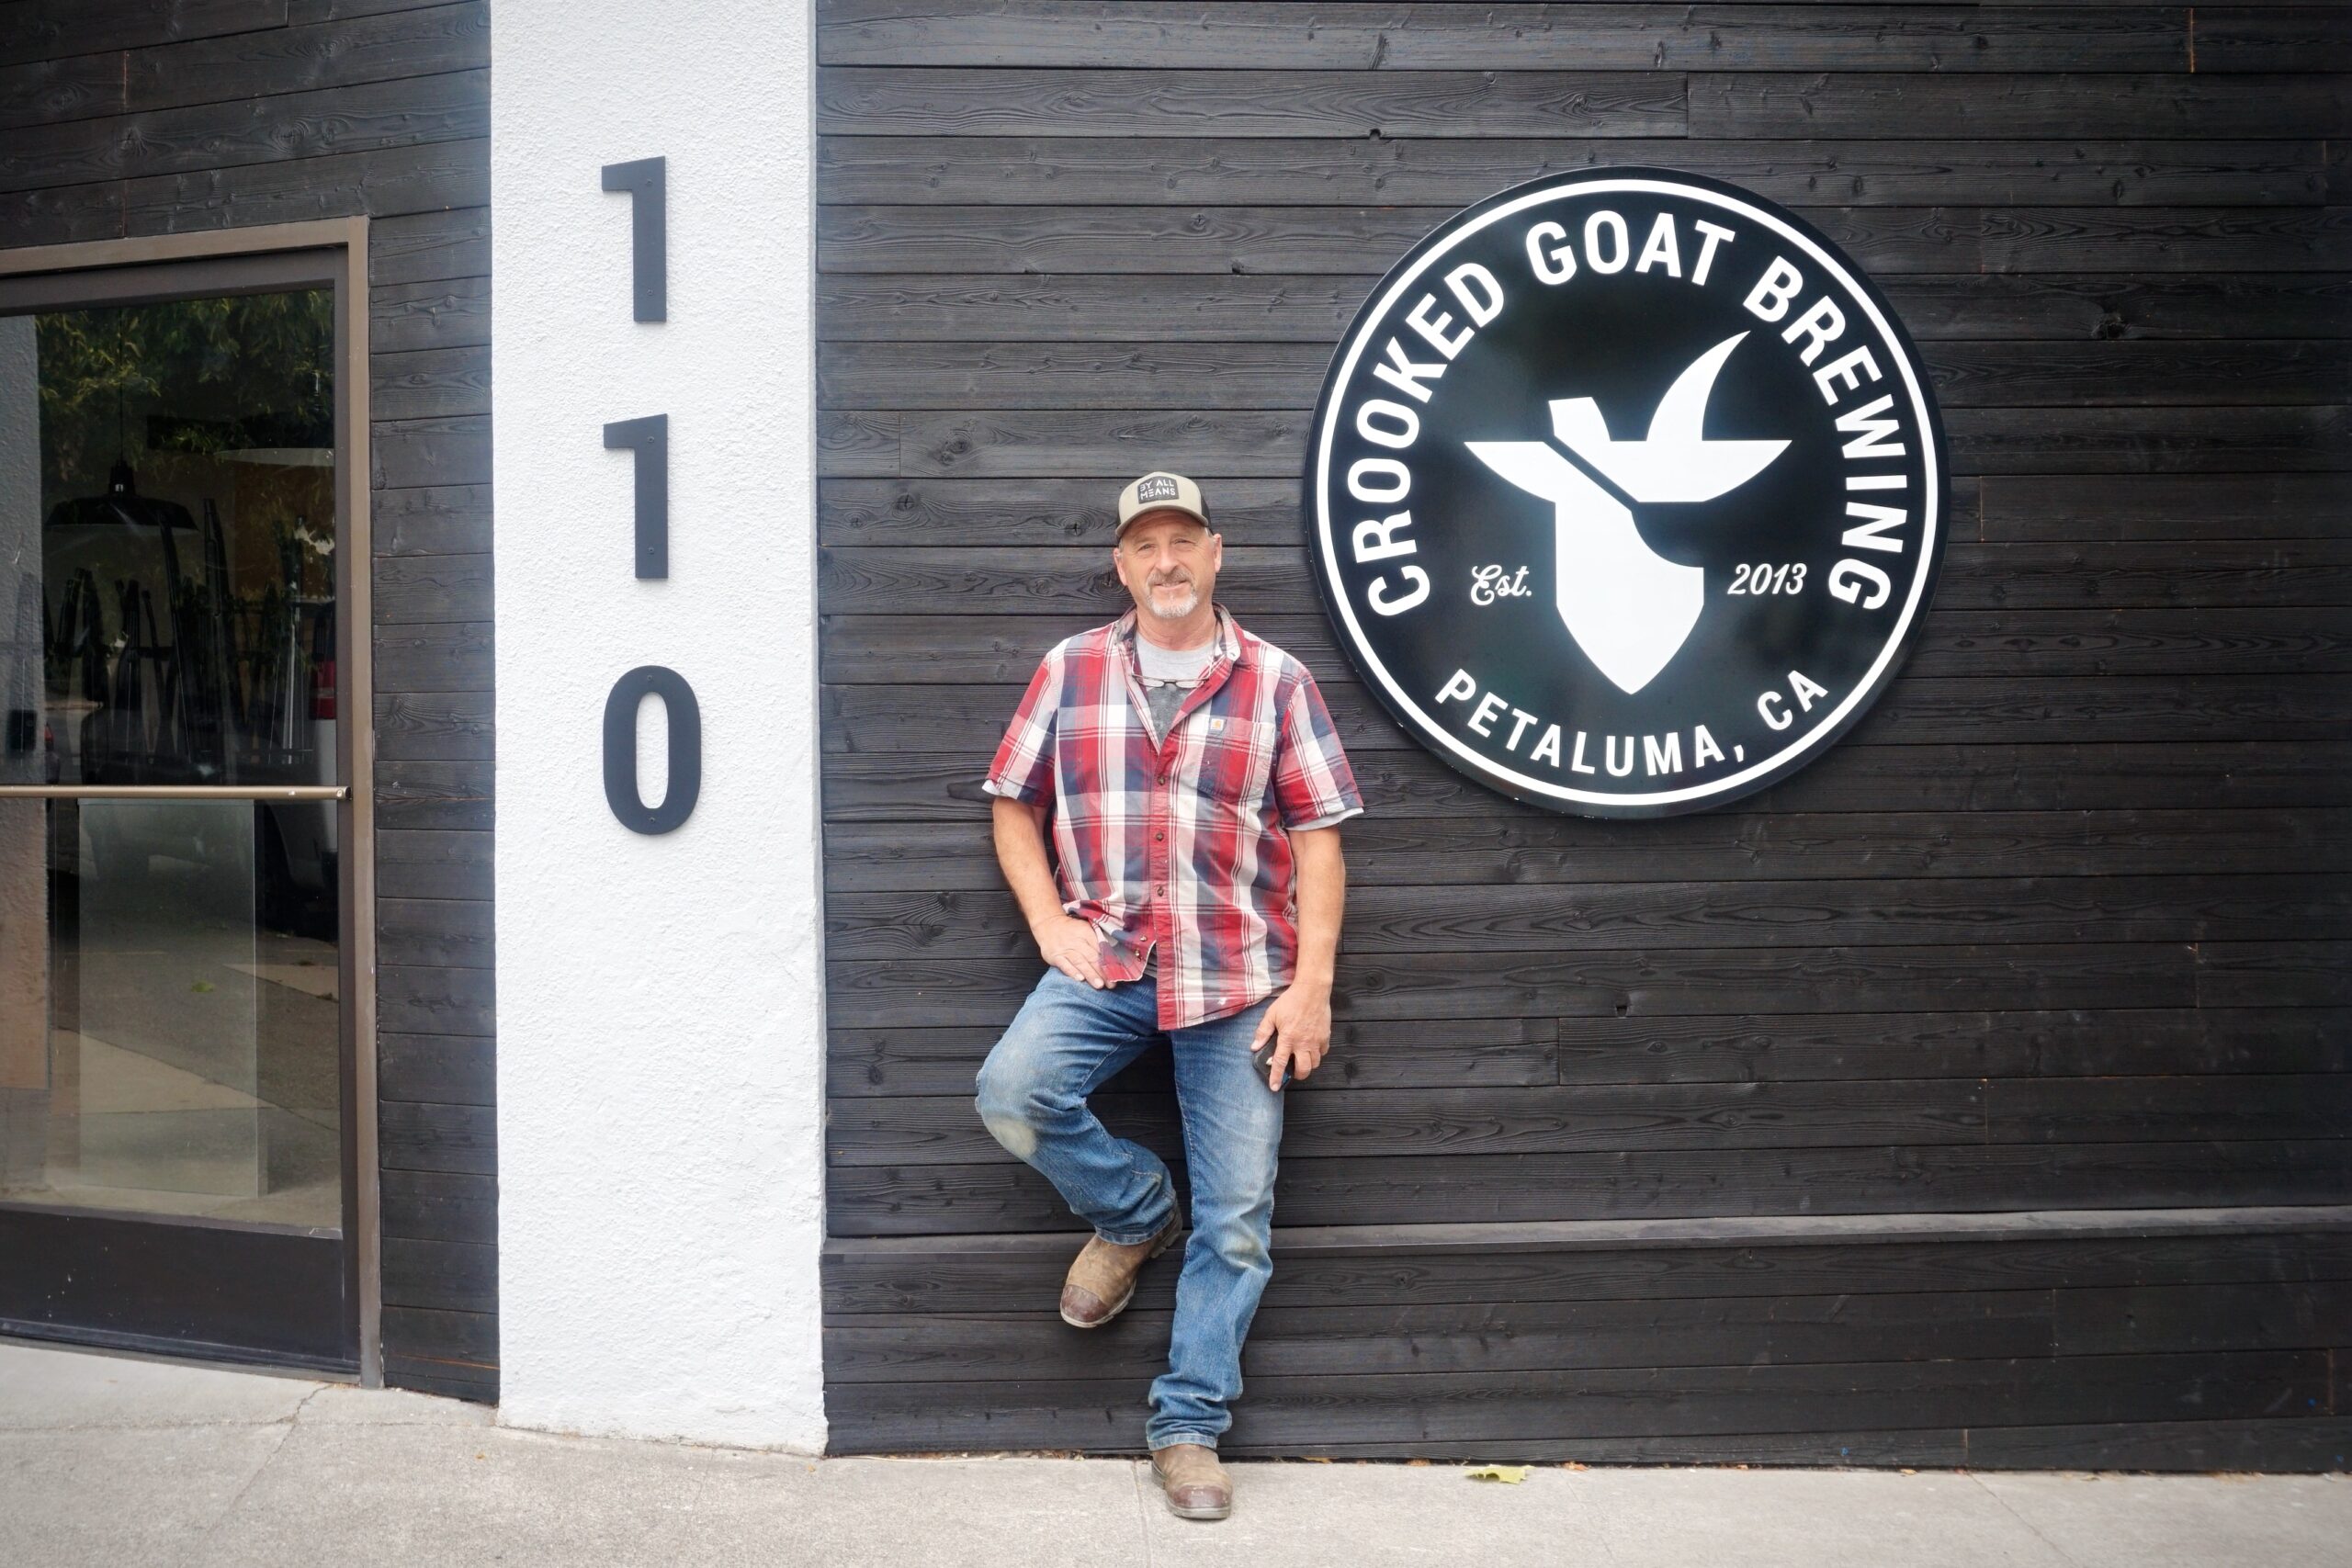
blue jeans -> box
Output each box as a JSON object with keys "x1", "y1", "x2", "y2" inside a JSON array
[{"x1": 974, "y1": 967, "x2": 1283, "y2": 1451}]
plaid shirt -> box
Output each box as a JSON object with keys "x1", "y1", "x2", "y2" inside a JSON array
[{"x1": 983, "y1": 604, "x2": 1365, "y2": 1029}]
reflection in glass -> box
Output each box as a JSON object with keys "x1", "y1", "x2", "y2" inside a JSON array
[
  {"x1": 1, "y1": 291, "x2": 338, "y2": 792},
  {"x1": 0, "y1": 288, "x2": 344, "y2": 1233}
]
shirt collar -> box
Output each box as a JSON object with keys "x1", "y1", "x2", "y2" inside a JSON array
[{"x1": 1113, "y1": 602, "x2": 1244, "y2": 670}]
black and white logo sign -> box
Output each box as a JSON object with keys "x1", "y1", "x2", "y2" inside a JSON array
[
  {"x1": 1306, "y1": 168, "x2": 1949, "y2": 818},
  {"x1": 1136, "y1": 474, "x2": 1181, "y2": 503}
]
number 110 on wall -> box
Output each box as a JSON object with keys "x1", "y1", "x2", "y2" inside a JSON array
[{"x1": 601, "y1": 157, "x2": 701, "y2": 835}]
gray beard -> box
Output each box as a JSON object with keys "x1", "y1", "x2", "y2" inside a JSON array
[{"x1": 1144, "y1": 581, "x2": 1200, "y2": 620}]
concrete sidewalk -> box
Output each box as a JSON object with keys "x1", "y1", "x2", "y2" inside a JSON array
[{"x1": 3, "y1": 1341, "x2": 2345, "y2": 1568}]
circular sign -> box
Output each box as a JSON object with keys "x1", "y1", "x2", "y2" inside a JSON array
[{"x1": 1306, "y1": 168, "x2": 1949, "y2": 818}]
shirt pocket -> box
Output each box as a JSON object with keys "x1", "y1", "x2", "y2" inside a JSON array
[{"x1": 1193, "y1": 716, "x2": 1280, "y2": 812}]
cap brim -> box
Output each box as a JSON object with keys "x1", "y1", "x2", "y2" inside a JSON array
[{"x1": 1115, "y1": 504, "x2": 1212, "y2": 535}]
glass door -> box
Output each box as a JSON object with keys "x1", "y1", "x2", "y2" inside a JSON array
[{"x1": 0, "y1": 248, "x2": 363, "y2": 1370}]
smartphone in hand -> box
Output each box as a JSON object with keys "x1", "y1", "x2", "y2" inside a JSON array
[{"x1": 1250, "y1": 1036, "x2": 1290, "y2": 1091}]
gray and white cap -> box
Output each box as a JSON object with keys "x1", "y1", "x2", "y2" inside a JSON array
[{"x1": 1114, "y1": 470, "x2": 1212, "y2": 537}]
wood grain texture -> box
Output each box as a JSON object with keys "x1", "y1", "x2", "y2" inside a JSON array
[
  {"x1": 823, "y1": 1210, "x2": 2352, "y2": 1310},
  {"x1": 819, "y1": 202, "x2": 2352, "y2": 276},
  {"x1": 828, "y1": 405, "x2": 2352, "y2": 478},
  {"x1": 814, "y1": 542, "x2": 2352, "y2": 616},
  {"x1": 823, "y1": 1349, "x2": 2332, "y2": 1450},
  {"x1": 815, "y1": 3, "x2": 2205, "y2": 73},
  {"x1": 826, "y1": 743, "x2": 2352, "y2": 819},
  {"x1": 1688, "y1": 72, "x2": 2352, "y2": 141},
  {"x1": 0, "y1": 2, "x2": 288, "y2": 71},
  {"x1": 825, "y1": 1143, "x2": 2352, "y2": 1235},
  {"x1": 814, "y1": 473, "x2": 2352, "y2": 547},
  {"x1": 820, "y1": 673, "x2": 2352, "y2": 755},
  {"x1": 816, "y1": 270, "x2": 2352, "y2": 342},
  {"x1": 0, "y1": 67, "x2": 488, "y2": 192},
  {"x1": 818, "y1": 338, "x2": 2352, "y2": 411},
  {"x1": 818, "y1": 66, "x2": 1688, "y2": 139}
]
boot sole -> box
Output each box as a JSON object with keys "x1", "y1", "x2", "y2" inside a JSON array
[
  {"x1": 1161, "y1": 1495, "x2": 1232, "y2": 1521},
  {"x1": 1058, "y1": 1216, "x2": 1182, "y2": 1328}
]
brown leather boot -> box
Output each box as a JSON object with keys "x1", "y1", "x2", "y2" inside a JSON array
[
  {"x1": 1150, "y1": 1442, "x2": 1232, "y2": 1520},
  {"x1": 1058, "y1": 1209, "x2": 1182, "y2": 1328}
]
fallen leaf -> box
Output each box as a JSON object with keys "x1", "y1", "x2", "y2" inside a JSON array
[
  {"x1": 1464, "y1": 1464, "x2": 1531, "y2": 1483},
  {"x1": 191, "y1": 980, "x2": 214, "y2": 994}
]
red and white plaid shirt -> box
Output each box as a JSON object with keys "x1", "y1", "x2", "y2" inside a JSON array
[{"x1": 983, "y1": 604, "x2": 1364, "y2": 1029}]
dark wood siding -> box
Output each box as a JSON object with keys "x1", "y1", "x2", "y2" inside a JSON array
[
  {"x1": 3, "y1": 0, "x2": 497, "y2": 1401},
  {"x1": 814, "y1": 1, "x2": 2352, "y2": 1464}
]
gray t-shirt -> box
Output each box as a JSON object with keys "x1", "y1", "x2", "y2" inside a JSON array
[
  {"x1": 1134, "y1": 635, "x2": 1216, "y2": 974},
  {"x1": 1136, "y1": 635, "x2": 1216, "y2": 741}
]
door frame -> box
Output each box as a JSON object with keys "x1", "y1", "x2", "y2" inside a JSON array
[{"x1": 0, "y1": 219, "x2": 381, "y2": 1385}]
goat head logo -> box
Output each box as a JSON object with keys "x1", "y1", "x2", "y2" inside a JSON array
[{"x1": 1467, "y1": 332, "x2": 1787, "y2": 695}]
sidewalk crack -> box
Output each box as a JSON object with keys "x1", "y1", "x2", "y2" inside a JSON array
[
  {"x1": 199, "y1": 1405, "x2": 305, "y2": 1540},
  {"x1": 1133, "y1": 1459, "x2": 1157, "y2": 1565},
  {"x1": 1968, "y1": 1472, "x2": 2087, "y2": 1568}
]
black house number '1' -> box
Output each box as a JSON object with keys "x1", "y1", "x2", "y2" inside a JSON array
[{"x1": 601, "y1": 156, "x2": 700, "y2": 835}]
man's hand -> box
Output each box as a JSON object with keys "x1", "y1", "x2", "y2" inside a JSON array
[
  {"x1": 1033, "y1": 913, "x2": 1108, "y2": 988},
  {"x1": 1251, "y1": 980, "x2": 1332, "y2": 1089}
]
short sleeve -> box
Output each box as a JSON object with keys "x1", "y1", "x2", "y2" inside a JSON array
[
  {"x1": 1270, "y1": 666, "x2": 1364, "y2": 830},
  {"x1": 981, "y1": 644, "x2": 1063, "y2": 805}
]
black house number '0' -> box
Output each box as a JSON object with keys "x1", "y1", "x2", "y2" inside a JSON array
[{"x1": 601, "y1": 156, "x2": 700, "y2": 834}]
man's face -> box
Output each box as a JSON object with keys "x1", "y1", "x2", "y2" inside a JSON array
[{"x1": 1113, "y1": 512, "x2": 1221, "y2": 624}]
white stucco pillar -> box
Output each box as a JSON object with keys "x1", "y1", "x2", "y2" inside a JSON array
[{"x1": 490, "y1": 1, "x2": 825, "y2": 1448}]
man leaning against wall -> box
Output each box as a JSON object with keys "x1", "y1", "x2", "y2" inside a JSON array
[{"x1": 974, "y1": 471, "x2": 1364, "y2": 1522}]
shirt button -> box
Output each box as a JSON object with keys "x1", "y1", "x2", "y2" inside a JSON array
[{"x1": 1154, "y1": 830, "x2": 1165, "y2": 841}]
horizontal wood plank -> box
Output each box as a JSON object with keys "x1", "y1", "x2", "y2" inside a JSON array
[
  {"x1": 372, "y1": 689, "x2": 492, "y2": 761},
  {"x1": 831, "y1": 406, "x2": 2351, "y2": 478},
  {"x1": 821, "y1": 744, "x2": 2352, "y2": 820},
  {"x1": 822, "y1": 1210, "x2": 2352, "y2": 1313},
  {"x1": 822, "y1": 807, "x2": 2352, "y2": 889},
  {"x1": 367, "y1": 205, "x2": 490, "y2": 287},
  {"x1": 817, "y1": 268, "x2": 2352, "y2": 342},
  {"x1": 817, "y1": 543, "x2": 2352, "y2": 618},
  {"x1": 375, "y1": 756, "x2": 492, "y2": 831},
  {"x1": 379, "y1": 1167, "x2": 495, "y2": 1244},
  {"x1": 0, "y1": 1, "x2": 288, "y2": 71},
  {"x1": 818, "y1": 66, "x2": 1687, "y2": 139},
  {"x1": 378, "y1": 1097, "x2": 495, "y2": 1175},
  {"x1": 823, "y1": 942, "x2": 2208, "y2": 1023},
  {"x1": 827, "y1": 874, "x2": 2352, "y2": 963},
  {"x1": 819, "y1": 337, "x2": 2352, "y2": 411},
  {"x1": 826, "y1": 607, "x2": 2352, "y2": 683},
  {"x1": 380, "y1": 1235, "x2": 494, "y2": 1313},
  {"x1": 821, "y1": 673, "x2": 2352, "y2": 754},
  {"x1": 815, "y1": 3, "x2": 2200, "y2": 73},
  {"x1": 827, "y1": 1349, "x2": 2333, "y2": 1449},
  {"x1": 0, "y1": 66, "x2": 487, "y2": 192},
  {"x1": 818, "y1": 204, "x2": 2352, "y2": 276},
  {"x1": 823, "y1": 1290, "x2": 2060, "y2": 1383},
  {"x1": 826, "y1": 1142, "x2": 2352, "y2": 1235},
  {"x1": 370, "y1": 276, "x2": 491, "y2": 355},
  {"x1": 1552, "y1": 1009, "x2": 2352, "y2": 1086},
  {"x1": 813, "y1": 474, "x2": 2352, "y2": 547},
  {"x1": 1689, "y1": 71, "x2": 2351, "y2": 141}
]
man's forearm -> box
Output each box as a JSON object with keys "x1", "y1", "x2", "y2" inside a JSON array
[
  {"x1": 991, "y1": 795, "x2": 1068, "y2": 931},
  {"x1": 1290, "y1": 826, "x2": 1346, "y2": 990}
]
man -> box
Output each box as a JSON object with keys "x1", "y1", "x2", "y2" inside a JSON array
[{"x1": 975, "y1": 470, "x2": 1363, "y2": 1521}]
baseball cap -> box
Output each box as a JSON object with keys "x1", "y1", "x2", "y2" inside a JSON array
[{"x1": 1114, "y1": 470, "x2": 1211, "y2": 538}]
